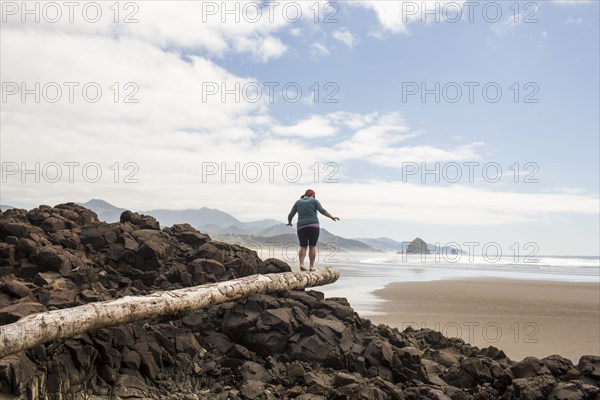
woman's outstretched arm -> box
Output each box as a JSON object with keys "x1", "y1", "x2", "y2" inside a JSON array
[
  {"x1": 322, "y1": 210, "x2": 339, "y2": 221},
  {"x1": 287, "y1": 203, "x2": 298, "y2": 226}
]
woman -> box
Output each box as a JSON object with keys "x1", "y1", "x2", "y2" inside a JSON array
[{"x1": 287, "y1": 189, "x2": 339, "y2": 271}]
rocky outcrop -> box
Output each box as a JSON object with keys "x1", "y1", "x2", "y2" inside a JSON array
[
  {"x1": 404, "y1": 237, "x2": 430, "y2": 254},
  {"x1": 0, "y1": 203, "x2": 598, "y2": 399}
]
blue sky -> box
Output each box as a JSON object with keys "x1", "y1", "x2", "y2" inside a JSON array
[
  {"x1": 228, "y1": 1, "x2": 599, "y2": 191},
  {"x1": 1, "y1": 1, "x2": 598, "y2": 255}
]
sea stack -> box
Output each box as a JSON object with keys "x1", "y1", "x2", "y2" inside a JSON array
[{"x1": 406, "y1": 237, "x2": 430, "y2": 254}]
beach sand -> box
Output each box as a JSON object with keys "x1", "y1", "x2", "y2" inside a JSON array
[{"x1": 366, "y1": 279, "x2": 600, "y2": 363}]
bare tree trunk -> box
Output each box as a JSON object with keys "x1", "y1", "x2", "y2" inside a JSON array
[{"x1": 0, "y1": 268, "x2": 339, "y2": 358}]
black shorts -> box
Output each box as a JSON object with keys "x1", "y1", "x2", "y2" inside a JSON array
[{"x1": 297, "y1": 227, "x2": 320, "y2": 247}]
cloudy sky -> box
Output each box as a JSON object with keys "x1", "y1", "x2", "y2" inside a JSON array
[{"x1": 1, "y1": 0, "x2": 598, "y2": 255}]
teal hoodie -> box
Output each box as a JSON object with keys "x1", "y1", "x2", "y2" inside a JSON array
[{"x1": 288, "y1": 197, "x2": 327, "y2": 228}]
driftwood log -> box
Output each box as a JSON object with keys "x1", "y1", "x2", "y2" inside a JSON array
[{"x1": 0, "y1": 267, "x2": 339, "y2": 358}]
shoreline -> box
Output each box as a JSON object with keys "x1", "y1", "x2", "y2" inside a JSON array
[{"x1": 365, "y1": 278, "x2": 600, "y2": 363}]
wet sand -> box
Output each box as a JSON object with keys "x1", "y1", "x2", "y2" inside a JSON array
[{"x1": 367, "y1": 279, "x2": 600, "y2": 363}]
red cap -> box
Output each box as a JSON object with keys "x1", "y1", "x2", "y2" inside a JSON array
[{"x1": 305, "y1": 189, "x2": 316, "y2": 197}]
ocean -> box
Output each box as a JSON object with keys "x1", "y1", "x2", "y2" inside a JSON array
[{"x1": 318, "y1": 252, "x2": 600, "y2": 316}]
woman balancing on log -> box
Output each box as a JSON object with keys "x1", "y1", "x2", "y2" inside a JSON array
[{"x1": 287, "y1": 189, "x2": 340, "y2": 271}]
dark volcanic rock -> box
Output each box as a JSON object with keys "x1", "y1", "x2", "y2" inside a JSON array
[
  {"x1": 163, "y1": 223, "x2": 211, "y2": 249},
  {"x1": 512, "y1": 374, "x2": 557, "y2": 400},
  {"x1": 0, "y1": 301, "x2": 46, "y2": 324},
  {"x1": 0, "y1": 280, "x2": 32, "y2": 299},
  {"x1": 135, "y1": 240, "x2": 168, "y2": 272},
  {"x1": 0, "y1": 243, "x2": 16, "y2": 267},
  {"x1": 0, "y1": 352, "x2": 38, "y2": 395},
  {"x1": 258, "y1": 258, "x2": 292, "y2": 274},
  {"x1": 120, "y1": 210, "x2": 160, "y2": 230},
  {"x1": 80, "y1": 223, "x2": 112, "y2": 250},
  {"x1": 49, "y1": 229, "x2": 81, "y2": 250},
  {"x1": 578, "y1": 355, "x2": 600, "y2": 385},
  {"x1": 510, "y1": 357, "x2": 553, "y2": 379},
  {"x1": 38, "y1": 287, "x2": 77, "y2": 308},
  {"x1": 542, "y1": 355, "x2": 576, "y2": 380}
]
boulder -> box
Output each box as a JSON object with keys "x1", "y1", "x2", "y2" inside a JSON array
[
  {"x1": 139, "y1": 350, "x2": 161, "y2": 380},
  {"x1": 0, "y1": 280, "x2": 32, "y2": 299},
  {"x1": 577, "y1": 355, "x2": 600, "y2": 386},
  {"x1": 39, "y1": 216, "x2": 68, "y2": 233},
  {"x1": 38, "y1": 287, "x2": 77, "y2": 308},
  {"x1": 79, "y1": 224, "x2": 108, "y2": 250},
  {"x1": 239, "y1": 380, "x2": 265, "y2": 399},
  {"x1": 413, "y1": 329, "x2": 452, "y2": 349},
  {"x1": 0, "y1": 301, "x2": 46, "y2": 324},
  {"x1": 16, "y1": 238, "x2": 38, "y2": 257},
  {"x1": 548, "y1": 382, "x2": 587, "y2": 400},
  {"x1": 259, "y1": 258, "x2": 292, "y2": 274},
  {"x1": 578, "y1": 355, "x2": 600, "y2": 381},
  {"x1": 542, "y1": 355, "x2": 575, "y2": 379},
  {"x1": 461, "y1": 357, "x2": 502, "y2": 384},
  {"x1": 304, "y1": 372, "x2": 333, "y2": 396},
  {"x1": 512, "y1": 375, "x2": 557, "y2": 400},
  {"x1": 0, "y1": 352, "x2": 38, "y2": 395},
  {"x1": 66, "y1": 341, "x2": 96, "y2": 371},
  {"x1": 115, "y1": 374, "x2": 150, "y2": 398},
  {"x1": 135, "y1": 240, "x2": 169, "y2": 272},
  {"x1": 0, "y1": 243, "x2": 16, "y2": 267},
  {"x1": 509, "y1": 357, "x2": 553, "y2": 379},
  {"x1": 442, "y1": 365, "x2": 477, "y2": 389},
  {"x1": 49, "y1": 230, "x2": 81, "y2": 250},
  {"x1": 160, "y1": 223, "x2": 212, "y2": 251},
  {"x1": 240, "y1": 361, "x2": 270, "y2": 382},
  {"x1": 54, "y1": 203, "x2": 99, "y2": 225},
  {"x1": 38, "y1": 246, "x2": 74, "y2": 275},
  {"x1": 1, "y1": 222, "x2": 42, "y2": 239},
  {"x1": 33, "y1": 272, "x2": 68, "y2": 289},
  {"x1": 188, "y1": 258, "x2": 227, "y2": 282},
  {"x1": 120, "y1": 211, "x2": 160, "y2": 230},
  {"x1": 333, "y1": 372, "x2": 361, "y2": 387},
  {"x1": 364, "y1": 339, "x2": 395, "y2": 369},
  {"x1": 262, "y1": 308, "x2": 293, "y2": 331},
  {"x1": 121, "y1": 350, "x2": 141, "y2": 370}
]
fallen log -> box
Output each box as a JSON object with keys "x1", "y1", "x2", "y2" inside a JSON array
[{"x1": 0, "y1": 267, "x2": 339, "y2": 358}]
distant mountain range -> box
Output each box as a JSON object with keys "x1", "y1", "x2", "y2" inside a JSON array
[
  {"x1": 355, "y1": 237, "x2": 410, "y2": 252},
  {"x1": 82, "y1": 199, "x2": 249, "y2": 229},
  {"x1": 212, "y1": 230, "x2": 376, "y2": 253},
  {"x1": 80, "y1": 199, "x2": 462, "y2": 254}
]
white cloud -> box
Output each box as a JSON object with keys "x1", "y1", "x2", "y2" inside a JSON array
[
  {"x1": 352, "y1": 0, "x2": 466, "y2": 35},
  {"x1": 311, "y1": 42, "x2": 330, "y2": 56},
  {"x1": 332, "y1": 29, "x2": 356, "y2": 48},
  {"x1": 329, "y1": 111, "x2": 379, "y2": 130},
  {"x1": 0, "y1": 1, "x2": 336, "y2": 63},
  {"x1": 267, "y1": 112, "x2": 482, "y2": 166},
  {"x1": 319, "y1": 182, "x2": 600, "y2": 225},
  {"x1": 563, "y1": 17, "x2": 584, "y2": 24},
  {"x1": 289, "y1": 27, "x2": 303, "y2": 37},
  {"x1": 491, "y1": 14, "x2": 521, "y2": 35},
  {"x1": 272, "y1": 115, "x2": 339, "y2": 138},
  {"x1": 233, "y1": 35, "x2": 287, "y2": 63}
]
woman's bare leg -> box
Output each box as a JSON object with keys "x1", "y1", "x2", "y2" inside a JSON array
[
  {"x1": 309, "y1": 246, "x2": 317, "y2": 270},
  {"x1": 299, "y1": 246, "x2": 307, "y2": 271}
]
